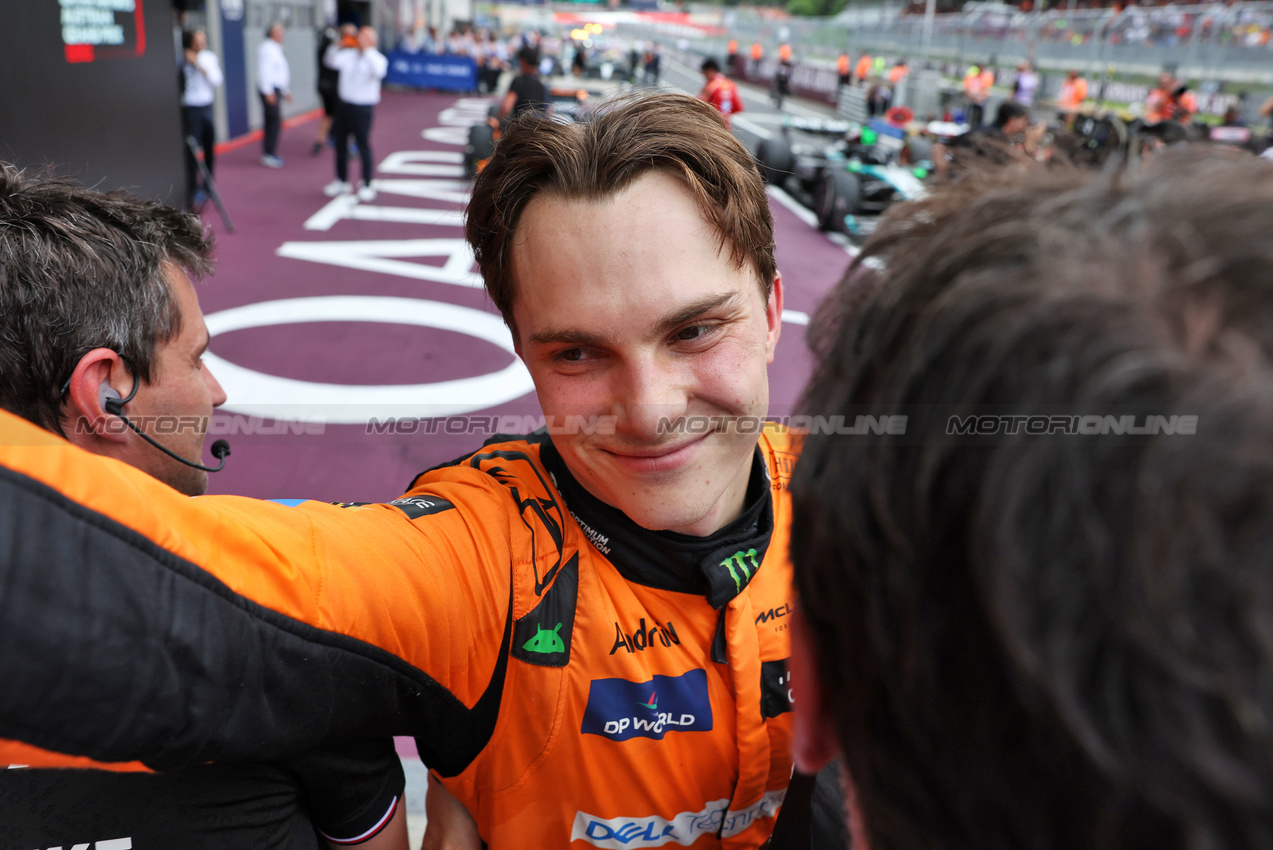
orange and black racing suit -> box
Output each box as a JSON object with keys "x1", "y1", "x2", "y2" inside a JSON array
[{"x1": 0, "y1": 409, "x2": 799, "y2": 849}]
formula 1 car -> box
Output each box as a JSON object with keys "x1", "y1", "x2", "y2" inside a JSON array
[
  {"x1": 463, "y1": 78, "x2": 623, "y2": 179},
  {"x1": 754, "y1": 115, "x2": 930, "y2": 240}
]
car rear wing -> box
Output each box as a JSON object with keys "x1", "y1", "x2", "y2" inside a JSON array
[{"x1": 782, "y1": 115, "x2": 854, "y2": 136}]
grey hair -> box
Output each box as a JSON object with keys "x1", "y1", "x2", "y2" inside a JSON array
[{"x1": 0, "y1": 164, "x2": 213, "y2": 435}]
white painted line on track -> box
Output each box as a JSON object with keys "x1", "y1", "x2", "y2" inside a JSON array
[
  {"x1": 731, "y1": 115, "x2": 773, "y2": 141},
  {"x1": 766, "y1": 184, "x2": 818, "y2": 228},
  {"x1": 766, "y1": 185, "x2": 860, "y2": 257}
]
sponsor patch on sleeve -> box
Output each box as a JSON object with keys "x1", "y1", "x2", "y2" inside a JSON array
[{"x1": 387, "y1": 495, "x2": 455, "y2": 519}]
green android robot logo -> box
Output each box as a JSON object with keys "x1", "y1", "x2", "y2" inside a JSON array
[{"x1": 523, "y1": 622, "x2": 565, "y2": 654}]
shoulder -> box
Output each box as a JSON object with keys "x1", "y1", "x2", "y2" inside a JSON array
[{"x1": 408, "y1": 435, "x2": 557, "y2": 498}]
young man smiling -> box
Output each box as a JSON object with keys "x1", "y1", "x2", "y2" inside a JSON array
[{"x1": 0, "y1": 93, "x2": 804, "y2": 849}]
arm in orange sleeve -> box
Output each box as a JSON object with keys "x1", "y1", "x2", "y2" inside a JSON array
[{"x1": 0, "y1": 408, "x2": 512, "y2": 776}]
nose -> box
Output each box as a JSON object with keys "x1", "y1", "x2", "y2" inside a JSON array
[
  {"x1": 204, "y1": 361, "x2": 228, "y2": 408},
  {"x1": 616, "y1": 353, "x2": 690, "y2": 443}
]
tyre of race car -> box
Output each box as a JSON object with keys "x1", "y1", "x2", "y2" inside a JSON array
[
  {"x1": 465, "y1": 123, "x2": 495, "y2": 179},
  {"x1": 908, "y1": 137, "x2": 934, "y2": 163},
  {"x1": 756, "y1": 137, "x2": 793, "y2": 186},
  {"x1": 814, "y1": 169, "x2": 862, "y2": 233}
]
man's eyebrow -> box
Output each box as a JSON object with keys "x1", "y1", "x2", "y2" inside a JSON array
[
  {"x1": 527, "y1": 293, "x2": 742, "y2": 348},
  {"x1": 648, "y1": 293, "x2": 741, "y2": 341},
  {"x1": 528, "y1": 327, "x2": 612, "y2": 347}
]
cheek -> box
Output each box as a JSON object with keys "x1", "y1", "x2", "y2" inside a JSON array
[
  {"x1": 692, "y1": 341, "x2": 770, "y2": 409},
  {"x1": 527, "y1": 367, "x2": 613, "y2": 419}
]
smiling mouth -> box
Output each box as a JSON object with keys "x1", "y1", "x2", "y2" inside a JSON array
[{"x1": 599, "y1": 432, "x2": 709, "y2": 473}]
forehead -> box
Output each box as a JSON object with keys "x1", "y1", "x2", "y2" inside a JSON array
[
  {"x1": 509, "y1": 171, "x2": 757, "y2": 334},
  {"x1": 161, "y1": 263, "x2": 206, "y2": 334}
]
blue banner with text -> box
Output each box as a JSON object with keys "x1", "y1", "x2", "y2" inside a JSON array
[{"x1": 385, "y1": 52, "x2": 477, "y2": 92}]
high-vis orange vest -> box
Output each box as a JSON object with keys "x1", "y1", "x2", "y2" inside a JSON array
[
  {"x1": 0, "y1": 410, "x2": 798, "y2": 849},
  {"x1": 1058, "y1": 76, "x2": 1088, "y2": 112},
  {"x1": 855, "y1": 55, "x2": 872, "y2": 82}
]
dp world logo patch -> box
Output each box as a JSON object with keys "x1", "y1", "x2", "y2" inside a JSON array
[{"x1": 581, "y1": 669, "x2": 712, "y2": 742}]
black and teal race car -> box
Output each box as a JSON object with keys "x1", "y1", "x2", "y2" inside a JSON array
[{"x1": 754, "y1": 116, "x2": 932, "y2": 240}]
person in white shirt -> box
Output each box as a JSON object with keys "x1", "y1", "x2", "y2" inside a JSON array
[
  {"x1": 257, "y1": 22, "x2": 292, "y2": 168},
  {"x1": 180, "y1": 29, "x2": 223, "y2": 206},
  {"x1": 322, "y1": 26, "x2": 388, "y2": 202}
]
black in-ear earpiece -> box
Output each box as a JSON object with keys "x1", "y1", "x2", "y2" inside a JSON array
[{"x1": 101, "y1": 385, "x2": 125, "y2": 416}]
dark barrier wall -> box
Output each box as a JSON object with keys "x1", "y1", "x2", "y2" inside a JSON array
[{"x1": 0, "y1": 0, "x2": 186, "y2": 204}]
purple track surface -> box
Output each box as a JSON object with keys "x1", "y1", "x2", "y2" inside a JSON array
[{"x1": 199, "y1": 91, "x2": 852, "y2": 502}]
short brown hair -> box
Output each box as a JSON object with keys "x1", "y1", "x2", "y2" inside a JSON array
[
  {"x1": 793, "y1": 148, "x2": 1273, "y2": 850},
  {"x1": 465, "y1": 92, "x2": 776, "y2": 333}
]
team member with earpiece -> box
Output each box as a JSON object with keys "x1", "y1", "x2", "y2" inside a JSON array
[{"x1": 0, "y1": 165, "x2": 408, "y2": 850}]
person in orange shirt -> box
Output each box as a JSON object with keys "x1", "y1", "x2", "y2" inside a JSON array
[
  {"x1": 727, "y1": 37, "x2": 738, "y2": 73},
  {"x1": 750, "y1": 40, "x2": 763, "y2": 61},
  {"x1": 1145, "y1": 72, "x2": 1197, "y2": 125},
  {"x1": 1057, "y1": 69, "x2": 1088, "y2": 128},
  {"x1": 699, "y1": 56, "x2": 745, "y2": 125},
  {"x1": 888, "y1": 58, "x2": 909, "y2": 85},
  {"x1": 837, "y1": 52, "x2": 851, "y2": 88},
  {"x1": 963, "y1": 62, "x2": 994, "y2": 126},
  {"x1": 855, "y1": 53, "x2": 873, "y2": 86},
  {"x1": 778, "y1": 43, "x2": 792, "y2": 63}
]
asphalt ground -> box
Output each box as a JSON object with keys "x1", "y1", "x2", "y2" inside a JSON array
[{"x1": 185, "y1": 79, "x2": 855, "y2": 843}]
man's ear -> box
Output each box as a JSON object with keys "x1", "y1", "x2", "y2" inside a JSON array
[
  {"x1": 789, "y1": 606, "x2": 841, "y2": 775},
  {"x1": 63, "y1": 348, "x2": 130, "y2": 445},
  {"x1": 765, "y1": 272, "x2": 784, "y2": 366}
]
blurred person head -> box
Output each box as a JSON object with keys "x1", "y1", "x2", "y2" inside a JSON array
[
  {"x1": 1159, "y1": 70, "x2": 1177, "y2": 90},
  {"x1": 465, "y1": 92, "x2": 781, "y2": 536},
  {"x1": 789, "y1": 148, "x2": 1273, "y2": 850},
  {"x1": 993, "y1": 99, "x2": 1031, "y2": 134},
  {"x1": 182, "y1": 29, "x2": 207, "y2": 53},
  {"x1": 1067, "y1": 68, "x2": 1080, "y2": 80},
  {"x1": 700, "y1": 56, "x2": 721, "y2": 81},
  {"x1": 517, "y1": 45, "x2": 539, "y2": 72},
  {"x1": 0, "y1": 165, "x2": 226, "y2": 495},
  {"x1": 358, "y1": 26, "x2": 378, "y2": 50},
  {"x1": 267, "y1": 21, "x2": 284, "y2": 43}
]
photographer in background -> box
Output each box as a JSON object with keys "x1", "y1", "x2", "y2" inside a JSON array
[{"x1": 180, "y1": 28, "x2": 222, "y2": 207}]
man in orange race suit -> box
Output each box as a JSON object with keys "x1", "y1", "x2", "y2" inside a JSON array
[{"x1": 0, "y1": 93, "x2": 812, "y2": 849}]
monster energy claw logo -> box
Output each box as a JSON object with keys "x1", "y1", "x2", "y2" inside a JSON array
[{"x1": 721, "y1": 548, "x2": 760, "y2": 591}]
